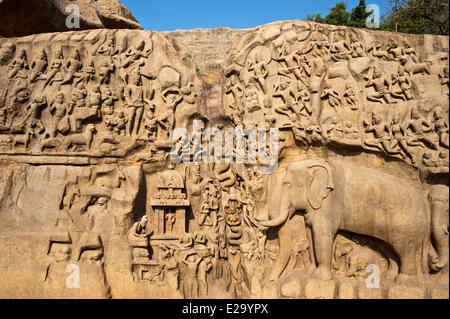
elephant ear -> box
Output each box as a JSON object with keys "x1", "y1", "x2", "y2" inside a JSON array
[{"x1": 307, "y1": 165, "x2": 334, "y2": 210}]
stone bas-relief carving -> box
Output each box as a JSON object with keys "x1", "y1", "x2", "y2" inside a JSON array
[{"x1": 0, "y1": 21, "x2": 448, "y2": 299}]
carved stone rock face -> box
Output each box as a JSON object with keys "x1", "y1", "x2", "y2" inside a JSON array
[
  {"x1": 0, "y1": 20, "x2": 448, "y2": 299},
  {"x1": 0, "y1": 0, "x2": 142, "y2": 38}
]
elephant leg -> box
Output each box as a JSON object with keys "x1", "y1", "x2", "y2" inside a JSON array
[
  {"x1": 268, "y1": 223, "x2": 292, "y2": 282},
  {"x1": 396, "y1": 249, "x2": 419, "y2": 284},
  {"x1": 311, "y1": 226, "x2": 335, "y2": 280}
]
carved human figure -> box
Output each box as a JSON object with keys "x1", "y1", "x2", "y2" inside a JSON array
[
  {"x1": 118, "y1": 40, "x2": 148, "y2": 83},
  {"x1": 343, "y1": 82, "x2": 358, "y2": 110},
  {"x1": 365, "y1": 66, "x2": 394, "y2": 104},
  {"x1": 198, "y1": 179, "x2": 220, "y2": 229},
  {"x1": 29, "y1": 49, "x2": 48, "y2": 83},
  {"x1": 97, "y1": 33, "x2": 118, "y2": 56},
  {"x1": 26, "y1": 95, "x2": 47, "y2": 134},
  {"x1": 225, "y1": 75, "x2": 244, "y2": 112},
  {"x1": 50, "y1": 93, "x2": 72, "y2": 136},
  {"x1": 349, "y1": 33, "x2": 365, "y2": 57},
  {"x1": 165, "y1": 212, "x2": 176, "y2": 233},
  {"x1": 325, "y1": 116, "x2": 344, "y2": 140},
  {"x1": 87, "y1": 85, "x2": 102, "y2": 117},
  {"x1": 124, "y1": 70, "x2": 151, "y2": 136},
  {"x1": 321, "y1": 81, "x2": 341, "y2": 109},
  {"x1": 247, "y1": 53, "x2": 268, "y2": 92},
  {"x1": 44, "y1": 50, "x2": 64, "y2": 88},
  {"x1": 274, "y1": 43, "x2": 303, "y2": 83},
  {"x1": 75, "y1": 59, "x2": 95, "y2": 86},
  {"x1": 8, "y1": 49, "x2": 28, "y2": 79},
  {"x1": 390, "y1": 114, "x2": 416, "y2": 164},
  {"x1": 406, "y1": 107, "x2": 439, "y2": 150},
  {"x1": 368, "y1": 41, "x2": 389, "y2": 60},
  {"x1": 391, "y1": 65, "x2": 413, "y2": 101},
  {"x1": 98, "y1": 60, "x2": 115, "y2": 85},
  {"x1": 402, "y1": 39, "x2": 419, "y2": 63},
  {"x1": 297, "y1": 86, "x2": 312, "y2": 116},
  {"x1": 182, "y1": 251, "x2": 202, "y2": 298},
  {"x1": 143, "y1": 110, "x2": 157, "y2": 140},
  {"x1": 128, "y1": 215, "x2": 150, "y2": 254},
  {"x1": 71, "y1": 83, "x2": 87, "y2": 110},
  {"x1": 273, "y1": 77, "x2": 299, "y2": 122},
  {"x1": 303, "y1": 29, "x2": 329, "y2": 58},
  {"x1": 101, "y1": 87, "x2": 118, "y2": 116},
  {"x1": 111, "y1": 111, "x2": 128, "y2": 136},
  {"x1": 343, "y1": 121, "x2": 359, "y2": 140},
  {"x1": 160, "y1": 87, "x2": 182, "y2": 135},
  {"x1": 363, "y1": 112, "x2": 401, "y2": 156},
  {"x1": 330, "y1": 31, "x2": 351, "y2": 61},
  {"x1": 433, "y1": 106, "x2": 449, "y2": 148},
  {"x1": 243, "y1": 86, "x2": 260, "y2": 112},
  {"x1": 387, "y1": 39, "x2": 406, "y2": 60},
  {"x1": 61, "y1": 50, "x2": 83, "y2": 85}
]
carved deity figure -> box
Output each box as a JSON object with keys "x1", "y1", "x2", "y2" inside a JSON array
[
  {"x1": 273, "y1": 77, "x2": 299, "y2": 122},
  {"x1": 165, "y1": 212, "x2": 176, "y2": 233},
  {"x1": 363, "y1": 112, "x2": 401, "y2": 156},
  {"x1": 30, "y1": 49, "x2": 48, "y2": 83},
  {"x1": 101, "y1": 87, "x2": 118, "y2": 116},
  {"x1": 368, "y1": 41, "x2": 389, "y2": 60},
  {"x1": 247, "y1": 53, "x2": 268, "y2": 92},
  {"x1": 124, "y1": 70, "x2": 151, "y2": 136},
  {"x1": 387, "y1": 39, "x2": 406, "y2": 60},
  {"x1": 98, "y1": 60, "x2": 115, "y2": 85},
  {"x1": 433, "y1": 106, "x2": 449, "y2": 148},
  {"x1": 61, "y1": 49, "x2": 83, "y2": 85},
  {"x1": 406, "y1": 108, "x2": 439, "y2": 150},
  {"x1": 402, "y1": 39, "x2": 419, "y2": 63},
  {"x1": 330, "y1": 32, "x2": 351, "y2": 61},
  {"x1": 71, "y1": 83, "x2": 87, "y2": 109},
  {"x1": 391, "y1": 65, "x2": 413, "y2": 101},
  {"x1": 321, "y1": 81, "x2": 341, "y2": 109},
  {"x1": 44, "y1": 50, "x2": 64, "y2": 88},
  {"x1": 50, "y1": 92, "x2": 72, "y2": 136},
  {"x1": 390, "y1": 115, "x2": 416, "y2": 164},
  {"x1": 198, "y1": 179, "x2": 220, "y2": 230},
  {"x1": 365, "y1": 66, "x2": 394, "y2": 104},
  {"x1": 343, "y1": 82, "x2": 358, "y2": 110},
  {"x1": 349, "y1": 33, "x2": 365, "y2": 57},
  {"x1": 274, "y1": 43, "x2": 303, "y2": 83},
  {"x1": 8, "y1": 49, "x2": 28, "y2": 79}
]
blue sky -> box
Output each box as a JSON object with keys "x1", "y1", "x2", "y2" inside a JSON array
[{"x1": 121, "y1": 0, "x2": 391, "y2": 31}]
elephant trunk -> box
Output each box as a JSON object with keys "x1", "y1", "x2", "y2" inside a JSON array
[{"x1": 428, "y1": 186, "x2": 449, "y2": 272}]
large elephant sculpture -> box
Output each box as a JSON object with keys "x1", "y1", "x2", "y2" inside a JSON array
[{"x1": 256, "y1": 159, "x2": 448, "y2": 283}]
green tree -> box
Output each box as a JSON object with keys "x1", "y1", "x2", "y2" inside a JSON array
[
  {"x1": 381, "y1": 0, "x2": 449, "y2": 35},
  {"x1": 324, "y1": 2, "x2": 351, "y2": 26},
  {"x1": 347, "y1": 0, "x2": 371, "y2": 28},
  {"x1": 306, "y1": 13, "x2": 325, "y2": 24}
]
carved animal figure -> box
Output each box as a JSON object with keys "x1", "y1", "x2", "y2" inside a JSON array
[
  {"x1": 0, "y1": 135, "x2": 12, "y2": 146},
  {"x1": 400, "y1": 55, "x2": 432, "y2": 76},
  {"x1": 12, "y1": 128, "x2": 34, "y2": 150},
  {"x1": 256, "y1": 159, "x2": 444, "y2": 284},
  {"x1": 333, "y1": 241, "x2": 387, "y2": 279},
  {"x1": 40, "y1": 137, "x2": 61, "y2": 152},
  {"x1": 63, "y1": 124, "x2": 96, "y2": 151}
]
